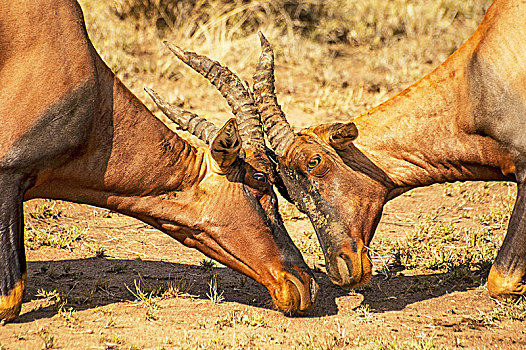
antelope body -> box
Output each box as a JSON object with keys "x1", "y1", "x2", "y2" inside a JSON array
[
  {"x1": 0, "y1": 0, "x2": 318, "y2": 322},
  {"x1": 254, "y1": 0, "x2": 526, "y2": 298}
]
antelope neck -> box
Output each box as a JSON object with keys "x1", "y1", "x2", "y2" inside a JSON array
[
  {"x1": 351, "y1": 35, "x2": 516, "y2": 192},
  {"x1": 26, "y1": 66, "x2": 208, "y2": 217}
]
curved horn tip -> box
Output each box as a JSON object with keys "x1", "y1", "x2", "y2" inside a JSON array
[
  {"x1": 163, "y1": 41, "x2": 186, "y2": 60},
  {"x1": 144, "y1": 87, "x2": 166, "y2": 107},
  {"x1": 144, "y1": 87, "x2": 154, "y2": 95},
  {"x1": 258, "y1": 31, "x2": 271, "y2": 48},
  {"x1": 144, "y1": 87, "x2": 158, "y2": 100}
]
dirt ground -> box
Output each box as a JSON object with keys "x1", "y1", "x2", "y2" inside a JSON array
[{"x1": 0, "y1": 181, "x2": 524, "y2": 349}]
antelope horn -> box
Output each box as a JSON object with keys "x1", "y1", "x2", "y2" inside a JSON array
[
  {"x1": 163, "y1": 41, "x2": 266, "y2": 154},
  {"x1": 253, "y1": 32, "x2": 296, "y2": 157},
  {"x1": 145, "y1": 87, "x2": 218, "y2": 144}
]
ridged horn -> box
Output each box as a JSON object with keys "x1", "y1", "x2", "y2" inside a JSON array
[
  {"x1": 253, "y1": 32, "x2": 296, "y2": 157},
  {"x1": 163, "y1": 41, "x2": 266, "y2": 154},
  {"x1": 145, "y1": 87, "x2": 218, "y2": 144}
]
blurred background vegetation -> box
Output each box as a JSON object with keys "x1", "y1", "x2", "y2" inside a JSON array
[{"x1": 79, "y1": 0, "x2": 492, "y2": 127}]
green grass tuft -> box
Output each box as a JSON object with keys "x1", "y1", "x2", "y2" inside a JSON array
[{"x1": 25, "y1": 223, "x2": 87, "y2": 251}]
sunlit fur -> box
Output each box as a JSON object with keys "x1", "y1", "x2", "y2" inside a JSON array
[
  {"x1": 0, "y1": 0, "x2": 316, "y2": 321},
  {"x1": 270, "y1": 0, "x2": 526, "y2": 297}
]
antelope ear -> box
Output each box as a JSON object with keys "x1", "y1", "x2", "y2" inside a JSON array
[
  {"x1": 327, "y1": 122, "x2": 358, "y2": 150},
  {"x1": 209, "y1": 118, "x2": 242, "y2": 169}
]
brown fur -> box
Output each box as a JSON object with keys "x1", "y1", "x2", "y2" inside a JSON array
[
  {"x1": 0, "y1": 0, "x2": 317, "y2": 321},
  {"x1": 266, "y1": 0, "x2": 526, "y2": 296}
]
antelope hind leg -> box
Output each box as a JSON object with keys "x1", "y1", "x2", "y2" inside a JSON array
[{"x1": 0, "y1": 174, "x2": 27, "y2": 322}]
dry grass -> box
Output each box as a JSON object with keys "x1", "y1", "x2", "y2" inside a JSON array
[
  {"x1": 25, "y1": 222, "x2": 87, "y2": 251},
  {"x1": 382, "y1": 220, "x2": 502, "y2": 277},
  {"x1": 78, "y1": 0, "x2": 492, "y2": 129}
]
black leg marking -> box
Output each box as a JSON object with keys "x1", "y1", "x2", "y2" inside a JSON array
[
  {"x1": 488, "y1": 169, "x2": 526, "y2": 297},
  {"x1": 0, "y1": 173, "x2": 27, "y2": 321}
]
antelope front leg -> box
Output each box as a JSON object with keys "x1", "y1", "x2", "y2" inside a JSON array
[
  {"x1": 488, "y1": 173, "x2": 526, "y2": 298},
  {"x1": 0, "y1": 174, "x2": 27, "y2": 322}
]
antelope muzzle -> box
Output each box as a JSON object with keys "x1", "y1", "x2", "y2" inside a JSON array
[{"x1": 325, "y1": 238, "x2": 372, "y2": 289}]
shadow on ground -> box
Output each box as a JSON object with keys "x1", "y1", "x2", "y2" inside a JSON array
[
  {"x1": 18, "y1": 258, "x2": 349, "y2": 323},
  {"x1": 361, "y1": 269, "x2": 489, "y2": 313},
  {"x1": 15, "y1": 258, "x2": 491, "y2": 324}
]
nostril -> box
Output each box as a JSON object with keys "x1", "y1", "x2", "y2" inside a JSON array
[
  {"x1": 280, "y1": 271, "x2": 317, "y2": 313},
  {"x1": 285, "y1": 279, "x2": 301, "y2": 312},
  {"x1": 335, "y1": 254, "x2": 353, "y2": 286},
  {"x1": 309, "y1": 278, "x2": 319, "y2": 303},
  {"x1": 328, "y1": 245, "x2": 370, "y2": 289},
  {"x1": 339, "y1": 253, "x2": 353, "y2": 275}
]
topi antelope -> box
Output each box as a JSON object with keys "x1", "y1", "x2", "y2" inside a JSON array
[
  {"x1": 251, "y1": 0, "x2": 526, "y2": 299},
  {"x1": 0, "y1": 0, "x2": 318, "y2": 322}
]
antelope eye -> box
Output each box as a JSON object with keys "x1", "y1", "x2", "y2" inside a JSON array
[
  {"x1": 307, "y1": 155, "x2": 321, "y2": 169},
  {"x1": 253, "y1": 172, "x2": 266, "y2": 182}
]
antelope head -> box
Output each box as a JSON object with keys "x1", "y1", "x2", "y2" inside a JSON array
[
  {"x1": 145, "y1": 44, "x2": 319, "y2": 313},
  {"x1": 253, "y1": 33, "x2": 392, "y2": 289}
]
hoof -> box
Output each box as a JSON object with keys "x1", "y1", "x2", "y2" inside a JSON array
[
  {"x1": 0, "y1": 273, "x2": 26, "y2": 323},
  {"x1": 487, "y1": 266, "x2": 526, "y2": 299}
]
